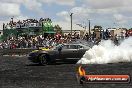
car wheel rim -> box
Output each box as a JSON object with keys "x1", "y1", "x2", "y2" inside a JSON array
[{"x1": 40, "y1": 55, "x2": 47, "y2": 65}]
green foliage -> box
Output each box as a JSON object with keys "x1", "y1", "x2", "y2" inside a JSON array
[
  {"x1": 93, "y1": 25, "x2": 102, "y2": 32},
  {"x1": 54, "y1": 24, "x2": 62, "y2": 34}
]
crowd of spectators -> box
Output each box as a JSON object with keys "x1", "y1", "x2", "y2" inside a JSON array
[
  {"x1": 4, "y1": 18, "x2": 51, "y2": 29},
  {"x1": 0, "y1": 33, "x2": 80, "y2": 49},
  {"x1": 0, "y1": 28, "x2": 131, "y2": 49},
  {"x1": 84, "y1": 29, "x2": 131, "y2": 45}
]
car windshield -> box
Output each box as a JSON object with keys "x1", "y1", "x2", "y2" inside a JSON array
[
  {"x1": 52, "y1": 44, "x2": 64, "y2": 50},
  {"x1": 53, "y1": 45, "x2": 69, "y2": 50},
  {"x1": 69, "y1": 45, "x2": 78, "y2": 49}
]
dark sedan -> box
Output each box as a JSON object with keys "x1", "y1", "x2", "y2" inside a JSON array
[{"x1": 28, "y1": 44, "x2": 90, "y2": 65}]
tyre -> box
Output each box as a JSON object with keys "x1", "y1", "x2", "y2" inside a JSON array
[{"x1": 39, "y1": 54, "x2": 48, "y2": 65}]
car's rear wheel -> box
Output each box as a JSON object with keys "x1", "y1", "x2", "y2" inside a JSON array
[{"x1": 39, "y1": 54, "x2": 48, "y2": 65}]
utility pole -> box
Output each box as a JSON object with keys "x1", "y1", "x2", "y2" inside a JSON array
[
  {"x1": 11, "y1": 18, "x2": 13, "y2": 23},
  {"x1": 70, "y1": 13, "x2": 73, "y2": 37},
  {"x1": 88, "y1": 20, "x2": 91, "y2": 36}
]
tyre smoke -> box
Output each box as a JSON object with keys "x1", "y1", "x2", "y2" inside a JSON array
[{"x1": 77, "y1": 37, "x2": 132, "y2": 64}]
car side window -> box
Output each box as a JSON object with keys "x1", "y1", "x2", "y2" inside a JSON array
[
  {"x1": 62, "y1": 45, "x2": 69, "y2": 49},
  {"x1": 69, "y1": 45, "x2": 78, "y2": 49},
  {"x1": 53, "y1": 44, "x2": 63, "y2": 50}
]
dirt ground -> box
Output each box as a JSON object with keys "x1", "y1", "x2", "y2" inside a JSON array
[{"x1": 0, "y1": 56, "x2": 132, "y2": 88}]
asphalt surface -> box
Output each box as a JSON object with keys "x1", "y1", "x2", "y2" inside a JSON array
[{"x1": 0, "y1": 56, "x2": 132, "y2": 88}]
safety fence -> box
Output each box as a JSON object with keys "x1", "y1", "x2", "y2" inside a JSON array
[{"x1": 0, "y1": 48, "x2": 36, "y2": 56}]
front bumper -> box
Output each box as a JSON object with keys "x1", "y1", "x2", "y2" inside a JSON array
[{"x1": 28, "y1": 53, "x2": 39, "y2": 63}]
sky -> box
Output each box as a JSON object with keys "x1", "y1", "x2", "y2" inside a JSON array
[{"x1": 0, "y1": 0, "x2": 132, "y2": 30}]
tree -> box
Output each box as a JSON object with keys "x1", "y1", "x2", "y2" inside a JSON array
[
  {"x1": 93, "y1": 25, "x2": 102, "y2": 32},
  {"x1": 54, "y1": 25, "x2": 63, "y2": 34}
]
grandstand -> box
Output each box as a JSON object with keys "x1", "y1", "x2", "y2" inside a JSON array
[{"x1": 2, "y1": 18, "x2": 55, "y2": 40}]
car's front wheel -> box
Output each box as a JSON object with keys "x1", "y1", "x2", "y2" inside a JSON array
[{"x1": 39, "y1": 54, "x2": 48, "y2": 65}]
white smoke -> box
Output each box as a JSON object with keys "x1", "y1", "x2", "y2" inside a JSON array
[{"x1": 77, "y1": 37, "x2": 132, "y2": 64}]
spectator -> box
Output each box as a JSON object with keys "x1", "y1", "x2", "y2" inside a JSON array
[{"x1": 105, "y1": 29, "x2": 110, "y2": 39}]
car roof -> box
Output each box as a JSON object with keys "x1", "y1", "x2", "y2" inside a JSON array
[
  {"x1": 63, "y1": 43, "x2": 83, "y2": 45},
  {"x1": 63, "y1": 43, "x2": 90, "y2": 47},
  {"x1": 63, "y1": 43, "x2": 90, "y2": 48}
]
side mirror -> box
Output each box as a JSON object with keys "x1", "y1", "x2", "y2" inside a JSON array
[
  {"x1": 78, "y1": 46, "x2": 85, "y2": 49},
  {"x1": 79, "y1": 48, "x2": 83, "y2": 49}
]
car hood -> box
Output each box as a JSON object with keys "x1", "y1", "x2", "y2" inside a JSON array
[{"x1": 32, "y1": 48, "x2": 50, "y2": 53}]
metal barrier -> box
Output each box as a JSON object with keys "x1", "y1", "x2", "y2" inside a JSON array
[{"x1": 0, "y1": 48, "x2": 36, "y2": 56}]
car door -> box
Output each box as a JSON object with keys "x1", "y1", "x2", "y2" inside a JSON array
[
  {"x1": 59, "y1": 45, "x2": 78, "y2": 59},
  {"x1": 77, "y1": 45, "x2": 88, "y2": 58},
  {"x1": 67, "y1": 45, "x2": 79, "y2": 58},
  {"x1": 58, "y1": 45, "x2": 71, "y2": 60}
]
